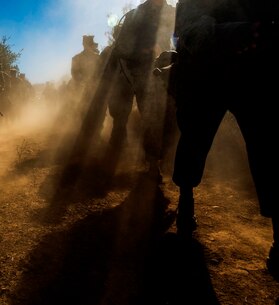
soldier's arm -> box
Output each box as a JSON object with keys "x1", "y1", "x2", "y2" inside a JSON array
[
  {"x1": 175, "y1": 0, "x2": 258, "y2": 56},
  {"x1": 114, "y1": 9, "x2": 137, "y2": 60},
  {"x1": 175, "y1": 0, "x2": 216, "y2": 54}
]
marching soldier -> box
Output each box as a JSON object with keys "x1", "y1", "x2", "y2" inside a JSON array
[
  {"x1": 172, "y1": 0, "x2": 279, "y2": 280},
  {"x1": 68, "y1": 35, "x2": 100, "y2": 118},
  {"x1": 112, "y1": 0, "x2": 176, "y2": 176}
]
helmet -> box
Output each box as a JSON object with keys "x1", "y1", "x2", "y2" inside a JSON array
[{"x1": 83, "y1": 35, "x2": 98, "y2": 48}]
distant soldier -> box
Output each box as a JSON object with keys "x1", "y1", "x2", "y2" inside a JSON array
[
  {"x1": 69, "y1": 35, "x2": 100, "y2": 116},
  {"x1": 71, "y1": 35, "x2": 100, "y2": 88}
]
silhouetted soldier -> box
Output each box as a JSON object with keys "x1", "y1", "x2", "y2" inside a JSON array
[
  {"x1": 113, "y1": 0, "x2": 176, "y2": 175},
  {"x1": 69, "y1": 35, "x2": 100, "y2": 117},
  {"x1": 99, "y1": 24, "x2": 135, "y2": 148},
  {"x1": 67, "y1": 1, "x2": 176, "y2": 178},
  {"x1": 172, "y1": 0, "x2": 279, "y2": 280},
  {"x1": 71, "y1": 35, "x2": 100, "y2": 86}
]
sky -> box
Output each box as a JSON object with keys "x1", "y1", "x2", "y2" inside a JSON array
[{"x1": 0, "y1": 0, "x2": 177, "y2": 84}]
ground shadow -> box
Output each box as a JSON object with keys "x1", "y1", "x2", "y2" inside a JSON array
[
  {"x1": 35, "y1": 156, "x2": 141, "y2": 224},
  {"x1": 140, "y1": 233, "x2": 220, "y2": 305},
  {"x1": 11, "y1": 172, "x2": 175, "y2": 305},
  {"x1": 11, "y1": 171, "x2": 220, "y2": 305}
]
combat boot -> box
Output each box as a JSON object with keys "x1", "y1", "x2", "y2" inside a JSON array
[
  {"x1": 266, "y1": 217, "x2": 279, "y2": 281},
  {"x1": 266, "y1": 244, "x2": 279, "y2": 281},
  {"x1": 176, "y1": 186, "x2": 197, "y2": 239}
]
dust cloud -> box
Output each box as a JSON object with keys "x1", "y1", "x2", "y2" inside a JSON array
[
  {"x1": 0, "y1": 0, "x2": 254, "y2": 209},
  {"x1": 0, "y1": 71, "x2": 146, "y2": 194}
]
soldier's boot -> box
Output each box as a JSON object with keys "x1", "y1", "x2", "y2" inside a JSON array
[
  {"x1": 176, "y1": 186, "x2": 197, "y2": 240},
  {"x1": 266, "y1": 217, "x2": 279, "y2": 281}
]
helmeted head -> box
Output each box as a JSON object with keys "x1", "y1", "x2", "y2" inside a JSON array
[
  {"x1": 82, "y1": 35, "x2": 98, "y2": 49},
  {"x1": 19, "y1": 73, "x2": 26, "y2": 80}
]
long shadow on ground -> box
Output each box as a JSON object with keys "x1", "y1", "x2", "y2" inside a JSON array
[
  {"x1": 11, "y1": 172, "x2": 219, "y2": 305},
  {"x1": 36, "y1": 134, "x2": 143, "y2": 225},
  {"x1": 141, "y1": 233, "x2": 220, "y2": 305}
]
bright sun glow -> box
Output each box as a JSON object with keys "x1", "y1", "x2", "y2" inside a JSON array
[{"x1": 107, "y1": 14, "x2": 119, "y2": 27}]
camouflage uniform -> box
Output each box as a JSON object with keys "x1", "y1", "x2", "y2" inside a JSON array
[
  {"x1": 114, "y1": 0, "x2": 176, "y2": 170},
  {"x1": 173, "y1": 0, "x2": 279, "y2": 278}
]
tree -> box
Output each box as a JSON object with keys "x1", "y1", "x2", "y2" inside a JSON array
[{"x1": 0, "y1": 36, "x2": 22, "y2": 72}]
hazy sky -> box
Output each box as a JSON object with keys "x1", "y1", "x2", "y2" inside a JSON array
[{"x1": 0, "y1": 0, "x2": 177, "y2": 84}]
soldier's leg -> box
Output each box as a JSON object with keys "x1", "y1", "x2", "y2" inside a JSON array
[
  {"x1": 108, "y1": 75, "x2": 134, "y2": 147},
  {"x1": 173, "y1": 83, "x2": 227, "y2": 238},
  {"x1": 134, "y1": 73, "x2": 163, "y2": 174},
  {"x1": 160, "y1": 92, "x2": 180, "y2": 174},
  {"x1": 267, "y1": 217, "x2": 279, "y2": 281},
  {"x1": 234, "y1": 86, "x2": 279, "y2": 280}
]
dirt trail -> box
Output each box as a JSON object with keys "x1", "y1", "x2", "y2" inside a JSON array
[{"x1": 0, "y1": 112, "x2": 278, "y2": 305}]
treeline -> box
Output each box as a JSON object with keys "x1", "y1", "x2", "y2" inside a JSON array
[{"x1": 0, "y1": 36, "x2": 21, "y2": 72}]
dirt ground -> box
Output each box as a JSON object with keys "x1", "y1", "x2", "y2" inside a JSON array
[{"x1": 0, "y1": 102, "x2": 278, "y2": 305}]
